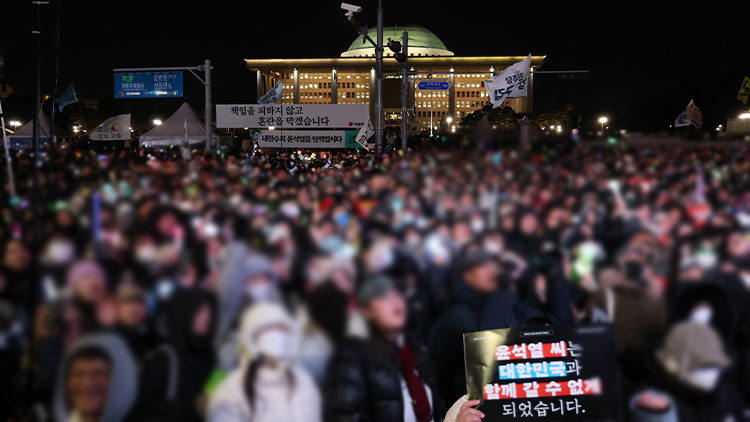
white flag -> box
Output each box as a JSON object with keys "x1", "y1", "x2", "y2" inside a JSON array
[
  {"x1": 355, "y1": 117, "x2": 374, "y2": 149},
  {"x1": 484, "y1": 55, "x2": 531, "y2": 108},
  {"x1": 258, "y1": 82, "x2": 283, "y2": 105},
  {"x1": 181, "y1": 119, "x2": 191, "y2": 159},
  {"x1": 90, "y1": 114, "x2": 131, "y2": 140}
]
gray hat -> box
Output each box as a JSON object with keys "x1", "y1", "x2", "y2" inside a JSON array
[
  {"x1": 462, "y1": 249, "x2": 499, "y2": 272},
  {"x1": 357, "y1": 275, "x2": 395, "y2": 305},
  {"x1": 655, "y1": 322, "x2": 731, "y2": 379}
]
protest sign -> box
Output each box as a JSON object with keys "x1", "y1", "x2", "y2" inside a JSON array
[
  {"x1": 463, "y1": 324, "x2": 618, "y2": 421},
  {"x1": 216, "y1": 104, "x2": 369, "y2": 129}
]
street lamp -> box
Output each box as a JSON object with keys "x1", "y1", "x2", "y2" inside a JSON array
[
  {"x1": 153, "y1": 119, "x2": 162, "y2": 125},
  {"x1": 10, "y1": 120, "x2": 20, "y2": 130},
  {"x1": 599, "y1": 117, "x2": 608, "y2": 136},
  {"x1": 446, "y1": 117, "x2": 452, "y2": 124},
  {"x1": 740, "y1": 113, "x2": 750, "y2": 119},
  {"x1": 73, "y1": 126, "x2": 79, "y2": 134}
]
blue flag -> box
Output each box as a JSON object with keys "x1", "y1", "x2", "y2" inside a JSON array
[{"x1": 56, "y1": 84, "x2": 78, "y2": 112}]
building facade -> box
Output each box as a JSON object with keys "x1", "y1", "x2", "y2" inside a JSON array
[{"x1": 245, "y1": 25, "x2": 544, "y2": 130}]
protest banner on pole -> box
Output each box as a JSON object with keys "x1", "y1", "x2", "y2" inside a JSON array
[
  {"x1": 258, "y1": 81, "x2": 283, "y2": 105},
  {"x1": 463, "y1": 324, "x2": 618, "y2": 421},
  {"x1": 484, "y1": 55, "x2": 531, "y2": 108}
]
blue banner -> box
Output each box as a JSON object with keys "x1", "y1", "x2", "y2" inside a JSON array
[{"x1": 114, "y1": 71, "x2": 184, "y2": 99}]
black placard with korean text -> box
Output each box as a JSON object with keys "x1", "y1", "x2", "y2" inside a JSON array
[{"x1": 463, "y1": 325, "x2": 618, "y2": 421}]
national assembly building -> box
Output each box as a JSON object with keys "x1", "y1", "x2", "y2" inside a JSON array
[{"x1": 245, "y1": 25, "x2": 544, "y2": 131}]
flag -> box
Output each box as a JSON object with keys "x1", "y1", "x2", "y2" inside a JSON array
[
  {"x1": 89, "y1": 114, "x2": 131, "y2": 140},
  {"x1": 484, "y1": 55, "x2": 531, "y2": 108},
  {"x1": 56, "y1": 84, "x2": 78, "y2": 112},
  {"x1": 354, "y1": 116, "x2": 374, "y2": 149},
  {"x1": 738, "y1": 76, "x2": 750, "y2": 105},
  {"x1": 258, "y1": 81, "x2": 283, "y2": 105},
  {"x1": 181, "y1": 119, "x2": 191, "y2": 159},
  {"x1": 675, "y1": 100, "x2": 703, "y2": 129}
]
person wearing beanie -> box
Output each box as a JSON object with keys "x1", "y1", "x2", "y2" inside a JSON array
[
  {"x1": 324, "y1": 275, "x2": 444, "y2": 422},
  {"x1": 625, "y1": 322, "x2": 745, "y2": 422}
]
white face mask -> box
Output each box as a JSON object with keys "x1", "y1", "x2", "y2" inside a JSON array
[
  {"x1": 246, "y1": 283, "x2": 275, "y2": 303},
  {"x1": 694, "y1": 252, "x2": 717, "y2": 270},
  {"x1": 686, "y1": 367, "x2": 722, "y2": 392},
  {"x1": 135, "y1": 246, "x2": 158, "y2": 264},
  {"x1": 470, "y1": 219, "x2": 485, "y2": 233},
  {"x1": 46, "y1": 241, "x2": 75, "y2": 265},
  {"x1": 484, "y1": 241, "x2": 503, "y2": 255},
  {"x1": 740, "y1": 272, "x2": 750, "y2": 289},
  {"x1": 690, "y1": 305, "x2": 713, "y2": 325},
  {"x1": 255, "y1": 329, "x2": 292, "y2": 361}
]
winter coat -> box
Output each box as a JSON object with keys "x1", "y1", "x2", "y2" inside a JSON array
[
  {"x1": 324, "y1": 336, "x2": 444, "y2": 422},
  {"x1": 137, "y1": 289, "x2": 216, "y2": 422},
  {"x1": 53, "y1": 333, "x2": 138, "y2": 422},
  {"x1": 208, "y1": 365, "x2": 320, "y2": 422},
  {"x1": 208, "y1": 302, "x2": 321, "y2": 422}
]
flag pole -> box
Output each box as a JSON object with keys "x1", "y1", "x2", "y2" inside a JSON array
[
  {"x1": 0, "y1": 99, "x2": 17, "y2": 199},
  {"x1": 48, "y1": 0, "x2": 62, "y2": 145}
]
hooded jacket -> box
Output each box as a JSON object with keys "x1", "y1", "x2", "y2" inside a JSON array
[
  {"x1": 137, "y1": 288, "x2": 216, "y2": 422},
  {"x1": 208, "y1": 303, "x2": 321, "y2": 422},
  {"x1": 214, "y1": 243, "x2": 277, "y2": 370},
  {"x1": 53, "y1": 333, "x2": 138, "y2": 422}
]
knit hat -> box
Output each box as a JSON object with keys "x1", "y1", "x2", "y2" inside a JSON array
[
  {"x1": 357, "y1": 275, "x2": 395, "y2": 306},
  {"x1": 66, "y1": 260, "x2": 106, "y2": 288},
  {"x1": 655, "y1": 322, "x2": 731, "y2": 379}
]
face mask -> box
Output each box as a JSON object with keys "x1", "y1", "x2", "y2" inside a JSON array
[
  {"x1": 686, "y1": 367, "x2": 722, "y2": 392},
  {"x1": 135, "y1": 246, "x2": 158, "y2": 264},
  {"x1": 281, "y1": 203, "x2": 300, "y2": 219},
  {"x1": 470, "y1": 219, "x2": 485, "y2": 233},
  {"x1": 246, "y1": 283, "x2": 275, "y2": 303},
  {"x1": 46, "y1": 241, "x2": 75, "y2": 265},
  {"x1": 255, "y1": 329, "x2": 292, "y2": 361},
  {"x1": 484, "y1": 241, "x2": 503, "y2": 255},
  {"x1": 740, "y1": 273, "x2": 750, "y2": 289},
  {"x1": 690, "y1": 305, "x2": 713, "y2": 325},
  {"x1": 694, "y1": 252, "x2": 717, "y2": 270}
]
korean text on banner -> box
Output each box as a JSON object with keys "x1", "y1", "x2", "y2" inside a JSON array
[
  {"x1": 484, "y1": 55, "x2": 531, "y2": 108},
  {"x1": 216, "y1": 104, "x2": 369, "y2": 129},
  {"x1": 89, "y1": 114, "x2": 131, "y2": 141},
  {"x1": 463, "y1": 324, "x2": 618, "y2": 421},
  {"x1": 253, "y1": 130, "x2": 357, "y2": 149},
  {"x1": 354, "y1": 117, "x2": 374, "y2": 149},
  {"x1": 258, "y1": 82, "x2": 283, "y2": 105}
]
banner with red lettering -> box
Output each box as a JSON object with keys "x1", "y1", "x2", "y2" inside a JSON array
[{"x1": 463, "y1": 325, "x2": 618, "y2": 421}]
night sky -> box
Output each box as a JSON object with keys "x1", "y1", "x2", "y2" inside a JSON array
[{"x1": 1, "y1": 0, "x2": 747, "y2": 132}]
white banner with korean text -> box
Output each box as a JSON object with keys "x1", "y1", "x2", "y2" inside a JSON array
[{"x1": 217, "y1": 104, "x2": 369, "y2": 129}]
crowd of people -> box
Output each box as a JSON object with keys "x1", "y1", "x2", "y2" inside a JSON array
[{"x1": 2, "y1": 138, "x2": 750, "y2": 422}]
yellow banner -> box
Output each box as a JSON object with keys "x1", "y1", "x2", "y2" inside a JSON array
[{"x1": 738, "y1": 76, "x2": 750, "y2": 105}]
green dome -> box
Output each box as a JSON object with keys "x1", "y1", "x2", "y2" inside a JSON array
[{"x1": 341, "y1": 25, "x2": 453, "y2": 57}]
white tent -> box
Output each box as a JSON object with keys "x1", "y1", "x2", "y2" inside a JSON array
[
  {"x1": 138, "y1": 103, "x2": 219, "y2": 148},
  {"x1": 7, "y1": 111, "x2": 71, "y2": 148}
]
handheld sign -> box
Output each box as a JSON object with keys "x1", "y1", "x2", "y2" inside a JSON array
[{"x1": 463, "y1": 324, "x2": 618, "y2": 421}]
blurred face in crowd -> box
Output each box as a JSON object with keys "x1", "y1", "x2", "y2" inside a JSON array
[
  {"x1": 192, "y1": 302, "x2": 213, "y2": 336},
  {"x1": 3, "y1": 239, "x2": 30, "y2": 272},
  {"x1": 464, "y1": 260, "x2": 500, "y2": 294},
  {"x1": 245, "y1": 274, "x2": 274, "y2": 302},
  {"x1": 520, "y1": 213, "x2": 539, "y2": 236},
  {"x1": 67, "y1": 356, "x2": 112, "y2": 420},
  {"x1": 74, "y1": 274, "x2": 106, "y2": 304},
  {"x1": 116, "y1": 297, "x2": 147, "y2": 329},
  {"x1": 362, "y1": 287, "x2": 407, "y2": 335}
]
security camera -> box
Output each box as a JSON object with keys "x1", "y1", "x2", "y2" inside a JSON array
[{"x1": 341, "y1": 3, "x2": 362, "y2": 13}]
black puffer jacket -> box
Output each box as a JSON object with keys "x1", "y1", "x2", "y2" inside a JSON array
[{"x1": 324, "y1": 336, "x2": 445, "y2": 422}]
